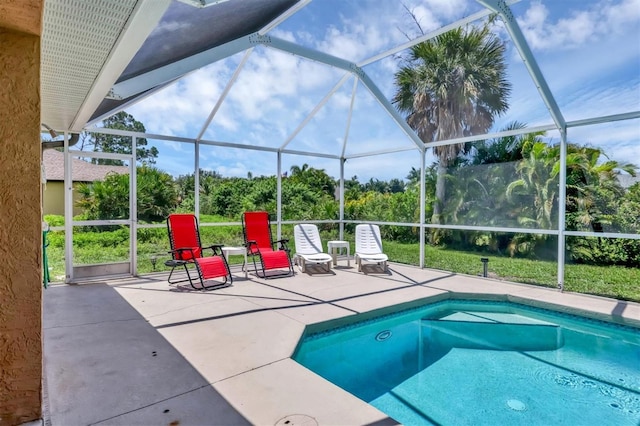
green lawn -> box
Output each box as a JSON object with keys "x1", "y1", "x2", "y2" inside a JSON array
[
  {"x1": 44, "y1": 227, "x2": 640, "y2": 303},
  {"x1": 384, "y1": 241, "x2": 640, "y2": 302}
]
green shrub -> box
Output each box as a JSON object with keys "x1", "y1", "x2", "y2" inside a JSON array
[
  {"x1": 73, "y1": 227, "x2": 129, "y2": 248},
  {"x1": 44, "y1": 214, "x2": 64, "y2": 227}
]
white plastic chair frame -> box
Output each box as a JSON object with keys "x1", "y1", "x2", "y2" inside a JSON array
[
  {"x1": 293, "y1": 224, "x2": 332, "y2": 273},
  {"x1": 354, "y1": 224, "x2": 388, "y2": 272}
]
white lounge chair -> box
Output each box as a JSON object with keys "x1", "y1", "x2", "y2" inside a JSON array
[
  {"x1": 293, "y1": 224, "x2": 332, "y2": 273},
  {"x1": 355, "y1": 224, "x2": 388, "y2": 272}
]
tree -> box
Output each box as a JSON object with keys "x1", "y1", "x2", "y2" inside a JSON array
[
  {"x1": 406, "y1": 167, "x2": 421, "y2": 186},
  {"x1": 76, "y1": 166, "x2": 178, "y2": 223},
  {"x1": 393, "y1": 23, "x2": 511, "y2": 225},
  {"x1": 506, "y1": 141, "x2": 559, "y2": 230},
  {"x1": 564, "y1": 145, "x2": 637, "y2": 233},
  {"x1": 289, "y1": 164, "x2": 336, "y2": 198},
  {"x1": 471, "y1": 121, "x2": 538, "y2": 165},
  {"x1": 85, "y1": 111, "x2": 158, "y2": 166}
]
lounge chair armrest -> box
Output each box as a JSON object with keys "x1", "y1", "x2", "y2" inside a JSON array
[
  {"x1": 245, "y1": 240, "x2": 259, "y2": 253},
  {"x1": 202, "y1": 244, "x2": 224, "y2": 256},
  {"x1": 168, "y1": 247, "x2": 197, "y2": 259},
  {"x1": 275, "y1": 238, "x2": 289, "y2": 251}
]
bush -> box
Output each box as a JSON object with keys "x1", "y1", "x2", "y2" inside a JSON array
[
  {"x1": 76, "y1": 165, "x2": 179, "y2": 224},
  {"x1": 44, "y1": 214, "x2": 64, "y2": 227}
]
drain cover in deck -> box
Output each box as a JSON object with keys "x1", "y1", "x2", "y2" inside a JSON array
[{"x1": 275, "y1": 414, "x2": 318, "y2": 426}]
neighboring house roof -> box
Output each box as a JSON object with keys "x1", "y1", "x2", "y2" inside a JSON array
[{"x1": 43, "y1": 149, "x2": 129, "y2": 182}]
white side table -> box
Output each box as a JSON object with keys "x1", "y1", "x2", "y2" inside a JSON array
[
  {"x1": 327, "y1": 240, "x2": 350, "y2": 267},
  {"x1": 221, "y1": 246, "x2": 248, "y2": 278}
]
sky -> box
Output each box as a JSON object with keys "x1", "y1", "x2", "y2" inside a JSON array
[{"x1": 123, "y1": 0, "x2": 640, "y2": 182}]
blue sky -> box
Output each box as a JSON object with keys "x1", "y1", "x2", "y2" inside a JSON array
[{"x1": 126, "y1": 0, "x2": 640, "y2": 181}]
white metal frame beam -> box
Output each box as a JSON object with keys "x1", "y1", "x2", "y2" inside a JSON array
[
  {"x1": 478, "y1": 0, "x2": 566, "y2": 131},
  {"x1": 72, "y1": 0, "x2": 172, "y2": 131},
  {"x1": 358, "y1": 0, "x2": 521, "y2": 67},
  {"x1": 110, "y1": 35, "x2": 254, "y2": 101},
  {"x1": 260, "y1": 34, "x2": 425, "y2": 151},
  {"x1": 279, "y1": 73, "x2": 351, "y2": 150},
  {"x1": 358, "y1": 73, "x2": 426, "y2": 151},
  {"x1": 196, "y1": 48, "x2": 254, "y2": 141},
  {"x1": 88, "y1": 126, "x2": 342, "y2": 159},
  {"x1": 341, "y1": 77, "x2": 359, "y2": 159},
  {"x1": 87, "y1": 77, "x2": 181, "y2": 127}
]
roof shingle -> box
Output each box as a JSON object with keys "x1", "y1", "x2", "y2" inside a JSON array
[{"x1": 43, "y1": 149, "x2": 129, "y2": 182}]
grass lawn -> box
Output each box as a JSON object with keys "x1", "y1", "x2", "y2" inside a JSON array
[
  {"x1": 386, "y1": 241, "x2": 640, "y2": 303},
  {"x1": 44, "y1": 227, "x2": 640, "y2": 303}
]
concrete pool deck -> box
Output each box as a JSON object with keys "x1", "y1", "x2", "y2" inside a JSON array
[{"x1": 43, "y1": 262, "x2": 640, "y2": 425}]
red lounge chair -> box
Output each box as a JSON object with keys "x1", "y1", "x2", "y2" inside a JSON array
[
  {"x1": 165, "y1": 213, "x2": 232, "y2": 290},
  {"x1": 242, "y1": 211, "x2": 294, "y2": 279}
]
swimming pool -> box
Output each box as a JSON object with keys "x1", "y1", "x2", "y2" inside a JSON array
[{"x1": 293, "y1": 300, "x2": 640, "y2": 425}]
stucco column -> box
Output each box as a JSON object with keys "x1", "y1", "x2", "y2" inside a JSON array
[{"x1": 0, "y1": 2, "x2": 44, "y2": 423}]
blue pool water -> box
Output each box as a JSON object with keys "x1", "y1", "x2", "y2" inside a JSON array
[{"x1": 293, "y1": 300, "x2": 640, "y2": 425}]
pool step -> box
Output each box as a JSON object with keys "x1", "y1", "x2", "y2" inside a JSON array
[{"x1": 422, "y1": 311, "x2": 563, "y2": 351}]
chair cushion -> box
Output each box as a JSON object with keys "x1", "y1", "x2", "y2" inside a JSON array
[
  {"x1": 259, "y1": 249, "x2": 291, "y2": 269},
  {"x1": 195, "y1": 256, "x2": 229, "y2": 279}
]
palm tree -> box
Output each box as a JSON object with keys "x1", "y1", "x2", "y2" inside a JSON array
[
  {"x1": 506, "y1": 141, "x2": 559, "y2": 230},
  {"x1": 393, "y1": 23, "x2": 511, "y2": 224},
  {"x1": 564, "y1": 145, "x2": 637, "y2": 232}
]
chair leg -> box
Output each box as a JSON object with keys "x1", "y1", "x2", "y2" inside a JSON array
[
  {"x1": 250, "y1": 255, "x2": 262, "y2": 278},
  {"x1": 167, "y1": 260, "x2": 193, "y2": 285},
  {"x1": 254, "y1": 253, "x2": 294, "y2": 279},
  {"x1": 168, "y1": 262, "x2": 199, "y2": 289},
  {"x1": 185, "y1": 263, "x2": 200, "y2": 290},
  {"x1": 197, "y1": 274, "x2": 230, "y2": 290}
]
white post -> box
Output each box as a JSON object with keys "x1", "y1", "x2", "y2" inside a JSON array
[
  {"x1": 339, "y1": 158, "x2": 345, "y2": 240},
  {"x1": 194, "y1": 141, "x2": 200, "y2": 217},
  {"x1": 130, "y1": 136, "x2": 137, "y2": 276},
  {"x1": 419, "y1": 148, "x2": 426, "y2": 269},
  {"x1": 277, "y1": 152, "x2": 282, "y2": 239},
  {"x1": 64, "y1": 133, "x2": 73, "y2": 283},
  {"x1": 557, "y1": 127, "x2": 567, "y2": 291}
]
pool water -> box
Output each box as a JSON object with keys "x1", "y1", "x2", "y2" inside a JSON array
[{"x1": 293, "y1": 300, "x2": 640, "y2": 425}]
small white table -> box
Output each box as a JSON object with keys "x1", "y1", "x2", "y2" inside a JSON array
[
  {"x1": 327, "y1": 240, "x2": 350, "y2": 267},
  {"x1": 221, "y1": 246, "x2": 248, "y2": 278}
]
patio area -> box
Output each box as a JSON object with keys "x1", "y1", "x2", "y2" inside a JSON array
[{"x1": 43, "y1": 261, "x2": 640, "y2": 425}]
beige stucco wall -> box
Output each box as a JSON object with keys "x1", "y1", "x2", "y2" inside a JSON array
[
  {"x1": 43, "y1": 182, "x2": 85, "y2": 217},
  {"x1": 0, "y1": 12, "x2": 43, "y2": 426},
  {"x1": 43, "y1": 181, "x2": 65, "y2": 216}
]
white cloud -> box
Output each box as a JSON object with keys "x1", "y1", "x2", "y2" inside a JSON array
[
  {"x1": 216, "y1": 162, "x2": 250, "y2": 177},
  {"x1": 567, "y1": 119, "x2": 640, "y2": 168},
  {"x1": 315, "y1": 22, "x2": 391, "y2": 62},
  {"x1": 561, "y1": 78, "x2": 640, "y2": 121},
  {"x1": 344, "y1": 150, "x2": 421, "y2": 181},
  {"x1": 128, "y1": 59, "x2": 238, "y2": 137},
  {"x1": 605, "y1": 0, "x2": 640, "y2": 26},
  {"x1": 518, "y1": 0, "x2": 640, "y2": 51},
  {"x1": 409, "y1": 5, "x2": 442, "y2": 34},
  {"x1": 422, "y1": 0, "x2": 470, "y2": 21}
]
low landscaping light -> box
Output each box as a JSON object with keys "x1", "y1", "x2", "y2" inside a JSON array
[{"x1": 480, "y1": 257, "x2": 489, "y2": 278}]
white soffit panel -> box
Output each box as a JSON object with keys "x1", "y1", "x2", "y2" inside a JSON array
[{"x1": 41, "y1": 0, "x2": 170, "y2": 132}]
